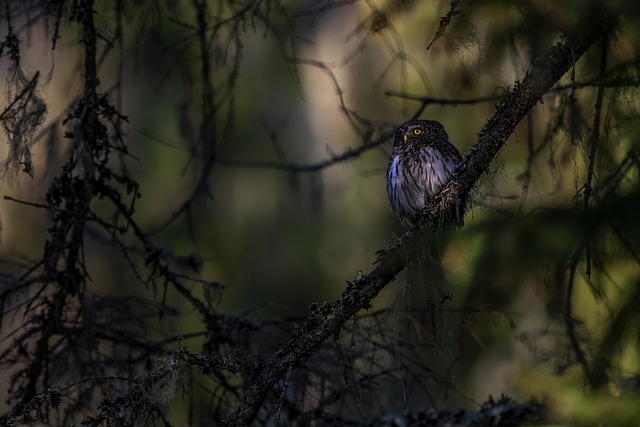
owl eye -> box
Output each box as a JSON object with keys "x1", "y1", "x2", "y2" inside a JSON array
[{"x1": 413, "y1": 129, "x2": 422, "y2": 135}]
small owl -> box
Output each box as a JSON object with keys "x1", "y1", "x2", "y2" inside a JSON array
[{"x1": 386, "y1": 119, "x2": 463, "y2": 227}]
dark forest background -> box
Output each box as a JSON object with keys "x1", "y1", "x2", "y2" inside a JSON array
[{"x1": 0, "y1": 0, "x2": 639, "y2": 426}]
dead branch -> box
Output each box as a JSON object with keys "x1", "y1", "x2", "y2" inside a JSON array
[{"x1": 223, "y1": 7, "x2": 617, "y2": 426}]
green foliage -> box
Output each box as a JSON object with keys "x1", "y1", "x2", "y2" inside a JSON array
[{"x1": 0, "y1": 0, "x2": 638, "y2": 426}]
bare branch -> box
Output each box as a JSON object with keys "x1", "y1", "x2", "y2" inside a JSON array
[{"x1": 223, "y1": 8, "x2": 618, "y2": 425}]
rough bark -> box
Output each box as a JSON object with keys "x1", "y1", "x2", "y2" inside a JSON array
[{"x1": 223, "y1": 7, "x2": 618, "y2": 426}]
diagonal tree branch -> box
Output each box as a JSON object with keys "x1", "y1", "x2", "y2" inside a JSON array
[{"x1": 223, "y1": 7, "x2": 618, "y2": 426}]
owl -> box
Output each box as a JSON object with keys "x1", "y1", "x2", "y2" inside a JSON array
[{"x1": 386, "y1": 119, "x2": 463, "y2": 227}]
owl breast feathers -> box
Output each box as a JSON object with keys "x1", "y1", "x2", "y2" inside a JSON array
[{"x1": 386, "y1": 119, "x2": 463, "y2": 227}]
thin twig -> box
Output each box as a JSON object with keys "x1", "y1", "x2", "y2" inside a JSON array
[{"x1": 223, "y1": 8, "x2": 617, "y2": 425}]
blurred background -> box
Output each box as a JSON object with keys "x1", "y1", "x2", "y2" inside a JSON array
[{"x1": 1, "y1": 0, "x2": 640, "y2": 425}]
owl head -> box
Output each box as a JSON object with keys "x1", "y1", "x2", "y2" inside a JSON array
[{"x1": 395, "y1": 119, "x2": 448, "y2": 146}]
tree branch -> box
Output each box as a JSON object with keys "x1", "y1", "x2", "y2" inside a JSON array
[{"x1": 223, "y1": 8, "x2": 618, "y2": 426}]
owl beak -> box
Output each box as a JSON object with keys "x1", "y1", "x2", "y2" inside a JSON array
[{"x1": 403, "y1": 134, "x2": 408, "y2": 144}]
